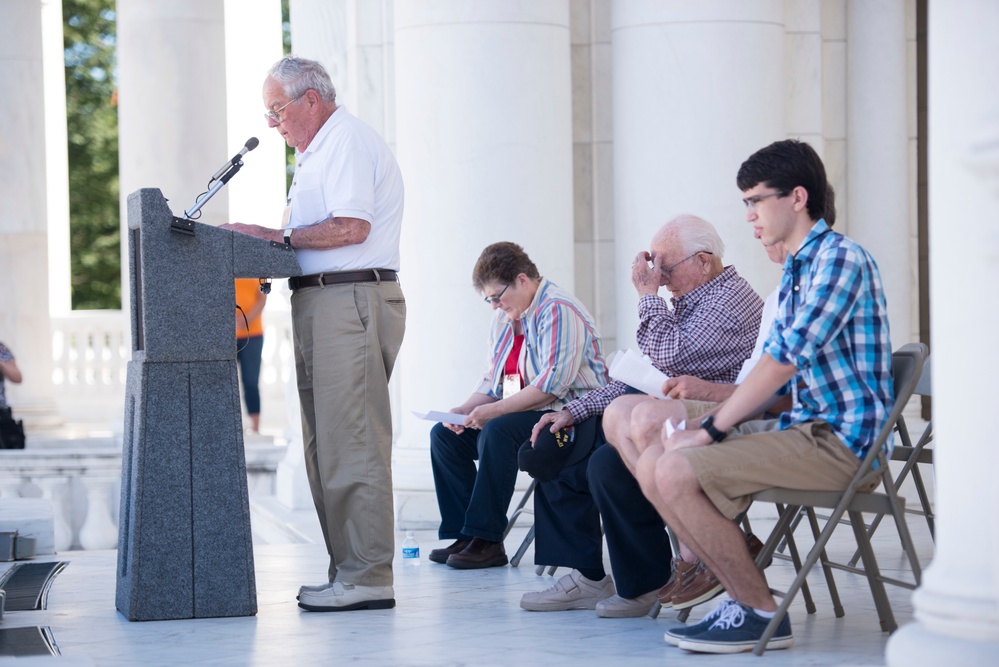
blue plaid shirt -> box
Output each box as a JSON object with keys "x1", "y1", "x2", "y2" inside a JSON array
[{"x1": 763, "y1": 219, "x2": 894, "y2": 459}]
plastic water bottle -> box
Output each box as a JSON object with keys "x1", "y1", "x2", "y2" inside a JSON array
[{"x1": 402, "y1": 531, "x2": 420, "y2": 567}]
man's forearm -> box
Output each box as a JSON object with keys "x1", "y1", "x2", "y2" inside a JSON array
[
  {"x1": 711, "y1": 355, "x2": 796, "y2": 431},
  {"x1": 291, "y1": 216, "x2": 370, "y2": 250}
]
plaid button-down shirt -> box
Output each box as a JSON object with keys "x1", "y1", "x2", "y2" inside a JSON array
[
  {"x1": 565, "y1": 266, "x2": 763, "y2": 422},
  {"x1": 764, "y1": 219, "x2": 894, "y2": 459}
]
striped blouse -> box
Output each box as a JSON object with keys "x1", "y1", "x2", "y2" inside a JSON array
[{"x1": 475, "y1": 278, "x2": 608, "y2": 410}]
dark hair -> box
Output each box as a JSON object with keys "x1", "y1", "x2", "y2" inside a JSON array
[
  {"x1": 737, "y1": 139, "x2": 828, "y2": 222},
  {"x1": 824, "y1": 182, "x2": 836, "y2": 227},
  {"x1": 472, "y1": 242, "x2": 541, "y2": 290}
]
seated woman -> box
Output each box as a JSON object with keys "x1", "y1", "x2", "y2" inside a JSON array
[{"x1": 430, "y1": 242, "x2": 608, "y2": 569}]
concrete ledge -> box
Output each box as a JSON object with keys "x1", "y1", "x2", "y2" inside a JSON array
[{"x1": 0, "y1": 499, "x2": 55, "y2": 556}]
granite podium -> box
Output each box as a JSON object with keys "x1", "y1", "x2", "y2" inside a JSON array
[{"x1": 116, "y1": 188, "x2": 301, "y2": 621}]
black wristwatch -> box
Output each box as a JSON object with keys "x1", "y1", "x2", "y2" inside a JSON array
[
  {"x1": 283, "y1": 227, "x2": 293, "y2": 246},
  {"x1": 700, "y1": 415, "x2": 727, "y2": 443}
]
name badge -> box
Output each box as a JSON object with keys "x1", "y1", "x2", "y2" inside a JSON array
[{"x1": 502, "y1": 374, "x2": 522, "y2": 399}]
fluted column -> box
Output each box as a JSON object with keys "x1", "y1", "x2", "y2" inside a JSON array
[
  {"x1": 846, "y1": 0, "x2": 911, "y2": 344},
  {"x1": 610, "y1": 0, "x2": 785, "y2": 343},
  {"x1": 886, "y1": 1, "x2": 999, "y2": 663},
  {"x1": 0, "y1": 0, "x2": 60, "y2": 428}
]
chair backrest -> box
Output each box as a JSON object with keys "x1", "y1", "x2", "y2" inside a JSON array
[
  {"x1": 854, "y1": 343, "x2": 928, "y2": 485},
  {"x1": 914, "y1": 352, "x2": 932, "y2": 397}
]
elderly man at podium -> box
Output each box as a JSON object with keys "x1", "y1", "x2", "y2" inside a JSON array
[{"x1": 223, "y1": 55, "x2": 405, "y2": 613}]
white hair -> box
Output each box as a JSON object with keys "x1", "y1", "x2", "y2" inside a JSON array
[
  {"x1": 663, "y1": 214, "x2": 725, "y2": 259},
  {"x1": 267, "y1": 55, "x2": 337, "y2": 103}
]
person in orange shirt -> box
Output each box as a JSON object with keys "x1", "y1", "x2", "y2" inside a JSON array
[{"x1": 235, "y1": 279, "x2": 267, "y2": 433}]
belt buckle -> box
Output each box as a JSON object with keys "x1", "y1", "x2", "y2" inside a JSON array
[{"x1": 318, "y1": 272, "x2": 325, "y2": 289}]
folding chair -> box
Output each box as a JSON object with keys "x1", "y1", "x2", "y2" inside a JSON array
[
  {"x1": 503, "y1": 478, "x2": 537, "y2": 567},
  {"x1": 849, "y1": 354, "x2": 934, "y2": 565},
  {"x1": 749, "y1": 342, "x2": 927, "y2": 656}
]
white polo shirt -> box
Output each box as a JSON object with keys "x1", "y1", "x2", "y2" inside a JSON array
[{"x1": 287, "y1": 105, "x2": 404, "y2": 274}]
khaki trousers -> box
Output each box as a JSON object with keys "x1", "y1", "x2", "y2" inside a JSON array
[{"x1": 291, "y1": 279, "x2": 406, "y2": 586}]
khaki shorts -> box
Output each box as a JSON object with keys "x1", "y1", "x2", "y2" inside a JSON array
[
  {"x1": 677, "y1": 399, "x2": 779, "y2": 425},
  {"x1": 678, "y1": 399, "x2": 718, "y2": 421},
  {"x1": 680, "y1": 420, "x2": 864, "y2": 519}
]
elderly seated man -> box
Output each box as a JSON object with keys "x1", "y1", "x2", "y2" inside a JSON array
[
  {"x1": 635, "y1": 139, "x2": 893, "y2": 654},
  {"x1": 519, "y1": 214, "x2": 763, "y2": 616},
  {"x1": 602, "y1": 241, "x2": 790, "y2": 612}
]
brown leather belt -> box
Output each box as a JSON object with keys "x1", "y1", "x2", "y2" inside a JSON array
[{"x1": 289, "y1": 270, "x2": 398, "y2": 290}]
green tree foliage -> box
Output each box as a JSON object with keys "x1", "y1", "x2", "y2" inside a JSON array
[{"x1": 64, "y1": 0, "x2": 120, "y2": 310}]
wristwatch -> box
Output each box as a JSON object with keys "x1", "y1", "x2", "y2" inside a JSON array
[
  {"x1": 283, "y1": 227, "x2": 293, "y2": 246},
  {"x1": 700, "y1": 415, "x2": 727, "y2": 443}
]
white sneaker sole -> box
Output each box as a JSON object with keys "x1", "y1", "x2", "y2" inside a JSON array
[
  {"x1": 678, "y1": 635, "x2": 794, "y2": 653},
  {"x1": 520, "y1": 597, "x2": 602, "y2": 612}
]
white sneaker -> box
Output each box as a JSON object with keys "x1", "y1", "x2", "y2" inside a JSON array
[
  {"x1": 520, "y1": 570, "x2": 615, "y2": 612},
  {"x1": 595, "y1": 590, "x2": 659, "y2": 618},
  {"x1": 297, "y1": 582, "x2": 334, "y2": 599},
  {"x1": 298, "y1": 582, "x2": 395, "y2": 612}
]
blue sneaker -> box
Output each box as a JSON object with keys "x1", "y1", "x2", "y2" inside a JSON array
[
  {"x1": 677, "y1": 601, "x2": 793, "y2": 654},
  {"x1": 663, "y1": 598, "x2": 732, "y2": 646}
]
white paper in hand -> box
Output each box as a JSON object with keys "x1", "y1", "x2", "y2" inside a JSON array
[
  {"x1": 663, "y1": 419, "x2": 686, "y2": 439},
  {"x1": 608, "y1": 349, "x2": 671, "y2": 398},
  {"x1": 412, "y1": 410, "x2": 466, "y2": 426}
]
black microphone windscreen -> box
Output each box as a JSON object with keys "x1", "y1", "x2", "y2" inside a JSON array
[{"x1": 245, "y1": 137, "x2": 260, "y2": 151}]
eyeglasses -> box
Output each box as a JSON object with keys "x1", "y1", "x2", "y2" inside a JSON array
[
  {"x1": 742, "y1": 191, "x2": 787, "y2": 212},
  {"x1": 264, "y1": 95, "x2": 302, "y2": 124},
  {"x1": 483, "y1": 284, "x2": 510, "y2": 305},
  {"x1": 661, "y1": 251, "x2": 713, "y2": 280}
]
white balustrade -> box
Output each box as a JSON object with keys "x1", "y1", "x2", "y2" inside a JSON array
[
  {"x1": 78, "y1": 476, "x2": 120, "y2": 550},
  {"x1": 48, "y1": 309, "x2": 296, "y2": 434},
  {"x1": 31, "y1": 475, "x2": 72, "y2": 551}
]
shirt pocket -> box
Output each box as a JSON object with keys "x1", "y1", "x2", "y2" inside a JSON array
[{"x1": 293, "y1": 187, "x2": 328, "y2": 226}]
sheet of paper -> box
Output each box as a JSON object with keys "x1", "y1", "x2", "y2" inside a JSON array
[
  {"x1": 663, "y1": 419, "x2": 686, "y2": 439},
  {"x1": 608, "y1": 349, "x2": 671, "y2": 399},
  {"x1": 412, "y1": 410, "x2": 467, "y2": 426}
]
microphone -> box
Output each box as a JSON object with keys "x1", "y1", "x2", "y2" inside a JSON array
[
  {"x1": 210, "y1": 137, "x2": 259, "y2": 182},
  {"x1": 181, "y1": 137, "x2": 260, "y2": 221}
]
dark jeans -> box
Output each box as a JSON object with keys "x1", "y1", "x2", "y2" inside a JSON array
[
  {"x1": 236, "y1": 334, "x2": 264, "y2": 414},
  {"x1": 536, "y1": 440, "x2": 673, "y2": 598},
  {"x1": 430, "y1": 410, "x2": 548, "y2": 543}
]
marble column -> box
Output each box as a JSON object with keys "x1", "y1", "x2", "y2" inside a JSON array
[
  {"x1": 820, "y1": 0, "x2": 849, "y2": 234},
  {"x1": 0, "y1": 0, "x2": 60, "y2": 428},
  {"x1": 610, "y1": 0, "x2": 786, "y2": 344},
  {"x1": 42, "y1": 0, "x2": 72, "y2": 315},
  {"x1": 116, "y1": 0, "x2": 229, "y2": 314},
  {"x1": 846, "y1": 0, "x2": 911, "y2": 344},
  {"x1": 223, "y1": 0, "x2": 286, "y2": 234},
  {"x1": 393, "y1": 0, "x2": 574, "y2": 522},
  {"x1": 223, "y1": 0, "x2": 303, "y2": 504},
  {"x1": 886, "y1": 0, "x2": 999, "y2": 663}
]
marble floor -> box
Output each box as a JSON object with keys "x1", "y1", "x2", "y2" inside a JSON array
[{"x1": 0, "y1": 498, "x2": 934, "y2": 667}]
